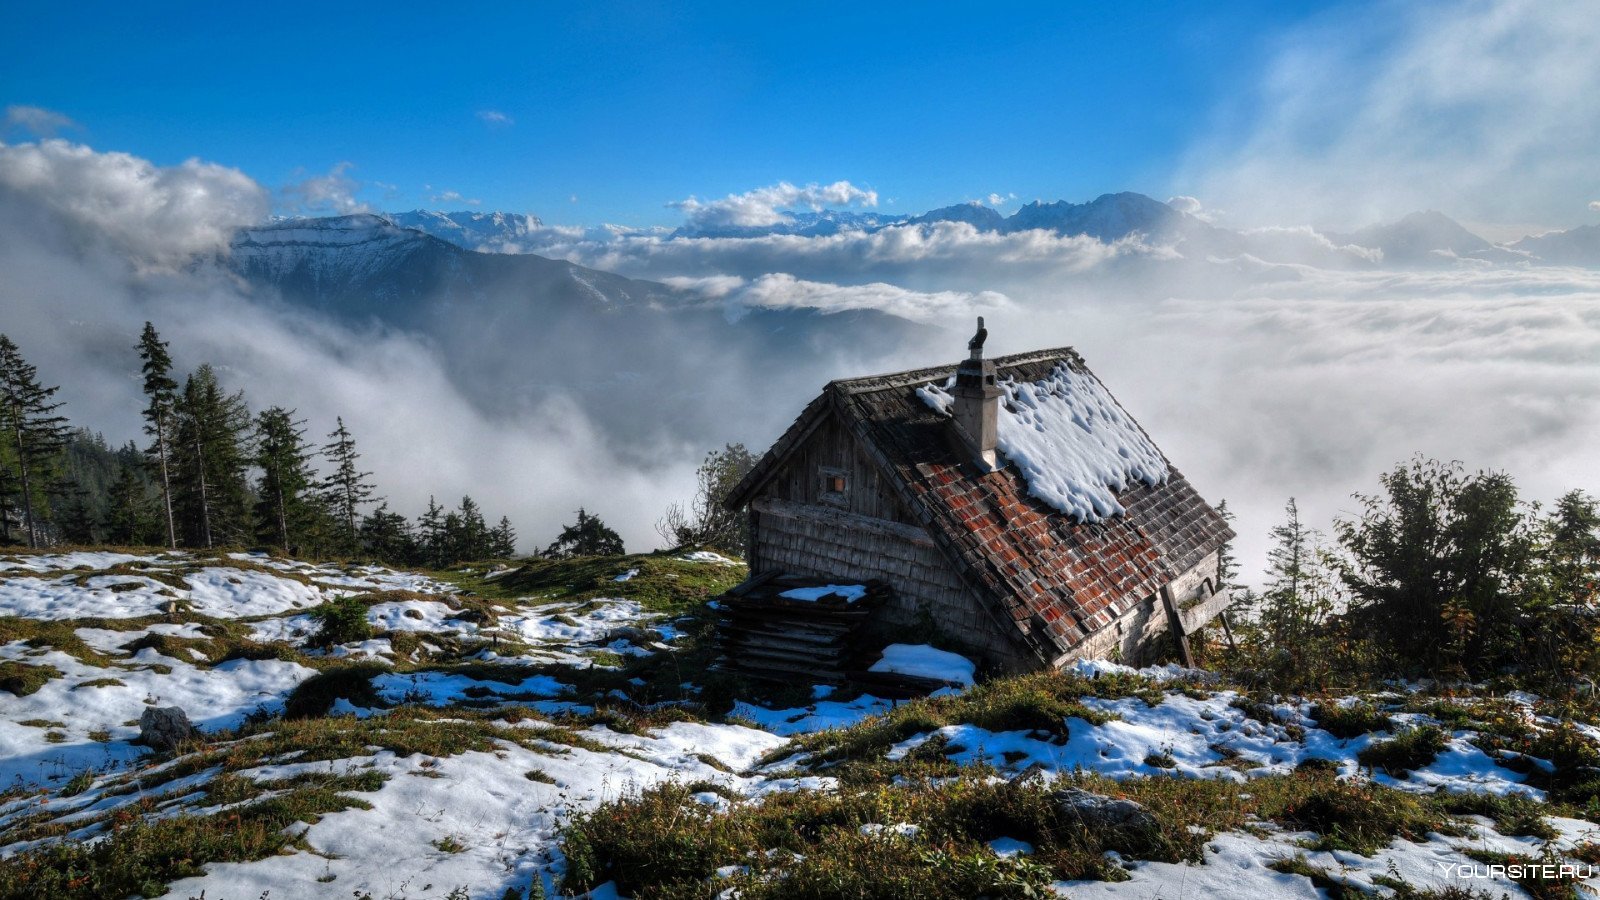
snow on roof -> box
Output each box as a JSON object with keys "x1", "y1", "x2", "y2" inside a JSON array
[{"x1": 916, "y1": 361, "x2": 1167, "y2": 522}]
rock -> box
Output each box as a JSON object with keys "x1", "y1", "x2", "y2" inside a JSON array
[
  {"x1": 139, "y1": 706, "x2": 198, "y2": 753},
  {"x1": 1050, "y1": 788, "x2": 1160, "y2": 836}
]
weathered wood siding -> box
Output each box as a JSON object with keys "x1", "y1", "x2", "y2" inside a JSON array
[
  {"x1": 748, "y1": 497, "x2": 1031, "y2": 666},
  {"x1": 755, "y1": 415, "x2": 913, "y2": 525}
]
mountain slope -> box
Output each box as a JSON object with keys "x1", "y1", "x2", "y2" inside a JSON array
[
  {"x1": 1510, "y1": 223, "x2": 1600, "y2": 266},
  {"x1": 229, "y1": 214, "x2": 673, "y2": 325},
  {"x1": 387, "y1": 209, "x2": 546, "y2": 251}
]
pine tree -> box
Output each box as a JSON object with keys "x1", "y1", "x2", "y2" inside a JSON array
[
  {"x1": 320, "y1": 417, "x2": 376, "y2": 555},
  {"x1": 0, "y1": 334, "x2": 71, "y2": 548},
  {"x1": 137, "y1": 323, "x2": 181, "y2": 549},
  {"x1": 456, "y1": 496, "x2": 488, "y2": 560},
  {"x1": 544, "y1": 508, "x2": 625, "y2": 559},
  {"x1": 1260, "y1": 498, "x2": 1334, "y2": 650},
  {"x1": 360, "y1": 502, "x2": 417, "y2": 564},
  {"x1": 105, "y1": 453, "x2": 156, "y2": 545},
  {"x1": 254, "y1": 406, "x2": 320, "y2": 553},
  {"x1": 1546, "y1": 489, "x2": 1600, "y2": 605},
  {"x1": 417, "y1": 496, "x2": 446, "y2": 567},
  {"x1": 172, "y1": 364, "x2": 253, "y2": 548},
  {"x1": 490, "y1": 516, "x2": 518, "y2": 558}
]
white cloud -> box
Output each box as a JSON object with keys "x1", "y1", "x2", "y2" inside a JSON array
[
  {"x1": 429, "y1": 189, "x2": 481, "y2": 207},
  {"x1": 669, "y1": 180, "x2": 878, "y2": 229},
  {"x1": 5, "y1": 105, "x2": 77, "y2": 137},
  {"x1": 0, "y1": 139, "x2": 268, "y2": 270},
  {"x1": 280, "y1": 161, "x2": 370, "y2": 215},
  {"x1": 1590, "y1": 200, "x2": 1600, "y2": 212},
  {"x1": 477, "y1": 110, "x2": 514, "y2": 126},
  {"x1": 665, "y1": 273, "x2": 1008, "y2": 322},
  {"x1": 1167, "y1": 195, "x2": 1202, "y2": 215},
  {"x1": 985, "y1": 192, "x2": 1017, "y2": 207},
  {"x1": 1185, "y1": 0, "x2": 1600, "y2": 228}
]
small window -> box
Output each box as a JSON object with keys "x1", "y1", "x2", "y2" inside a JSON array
[{"x1": 819, "y1": 466, "x2": 849, "y2": 506}]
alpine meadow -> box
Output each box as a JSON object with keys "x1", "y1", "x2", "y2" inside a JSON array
[{"x1": 2, "y1": 2, "x2": 1600, "y2": 898}]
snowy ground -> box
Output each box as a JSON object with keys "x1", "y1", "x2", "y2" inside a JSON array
[{"x1": 3, "y1": 549, "x2": 1599, "y2": 898}]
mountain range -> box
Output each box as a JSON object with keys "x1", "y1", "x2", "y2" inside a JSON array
[{"x1": 382, "y1": 193, "x2": 1600, "y2": 269}]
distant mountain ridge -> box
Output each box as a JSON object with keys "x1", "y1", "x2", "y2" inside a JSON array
[{"x1": 379, "y1": 193, "x2": 1600, "y2": 269}]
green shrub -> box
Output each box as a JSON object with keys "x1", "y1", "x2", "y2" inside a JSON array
[
  {"x1": 309, "y1": 595, "x2": 372, "y2": 647},
  {"x1": 283, "y1": 663, "x2": 385, "y2": 719},
  {"x1": 1312, "y1": 701, "x2": 1393, "y2": 738},
  {"x1": 1358, "y1": 725, "x2": 1449, "y2": 775}
]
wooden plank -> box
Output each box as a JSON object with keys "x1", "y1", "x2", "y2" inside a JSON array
[
  {"x1": 1178, "y1": 587, "x2": 1232, "y2": 635},
  {"x1": 752, "y1": 497, "x2": 935, "y2": 547},
  {"x1": 1160, "y1": 585, "x2": 1194, "y2": 667}
]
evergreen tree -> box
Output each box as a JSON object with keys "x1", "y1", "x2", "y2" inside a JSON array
[
  {"x1": 137, "y1": 323, "x2": 180, "y2": 548},
  {"x1": 544, "y1": 508, "x2": 625, "y2": 559},
  {"x1": 1545, "y1": 489, "x2": 1600, "y2": 605},
  {"x1": 320, "y1": 417, "x2": 376, "y2": 554},
  {"x1": 1337, "y1": 457, "x2": 1538, "y2": 676},
  {"x1": 360, "y1": 502, "x2": 417, "y2": 564},
  {"x1": 105, "y1": 454, "x2": 156, "y2": 545},
  {"x1": 0, "y1": 334, "x2": 71, "y2": 548},
  {"x1": 417, "y1": 496, "x2": 446, "y2": 567},
  {"x1": 490, "y1": 516, "x2": 518, "y2": 558},
  {"x1": 253, "y1": 406, "x2": 320, "y2": 553},
  {"x1": 1259, "y1": 498, "x2": 1337, "y2": 652},
  {"x1": 455, "y1": 496, "x2": 488, "y2": 560},
  {"x1": 172, "y1": 364, "x2": 253, "y2": 548}
]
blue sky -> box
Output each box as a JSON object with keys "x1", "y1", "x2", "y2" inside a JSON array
[{"x1": 2, "y1": 1, "x2": 1366, "y2": 224}]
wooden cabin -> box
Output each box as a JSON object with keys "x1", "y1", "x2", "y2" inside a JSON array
[{"x1": 723, "y1": 323, "x2": 1236, "y2": 673}]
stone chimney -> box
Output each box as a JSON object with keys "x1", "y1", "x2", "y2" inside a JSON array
[{"x1": 951, "y1": 317, "x2": 1000, "y2": 472}]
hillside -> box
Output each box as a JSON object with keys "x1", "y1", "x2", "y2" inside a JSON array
[{"x1": 2, "y1": 549, "x2": 1597, "y2": 898}]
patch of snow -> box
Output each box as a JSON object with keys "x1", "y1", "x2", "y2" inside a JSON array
[
  {"x1": 868, "y1": 644, "x2": 975, "y2": 687},
  {"x1": 778, "y1": 583, "x2": 867, "y2": 603},
  {"x1": 0, "y1": 551, "x2": 160, "y2": 573},
  {"x1": 679, "y1": 550, "x2": 739, "y2": 565},
  {"x1": 988, "y1": 837, "x2": 1034, "y2": 858},
  {"x1": 613, "y1": 568, "x2": 639, "y2": 582},
  {"x1": 732, "y1": 693, "x2": 895, "y2": 737},
  {"x1": 184, "y1": 568, "x2": 325, "y2": 618}
]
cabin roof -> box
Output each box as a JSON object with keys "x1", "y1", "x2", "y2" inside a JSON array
[{"x1": 727, "y1": 347, "x2": 1235, "y2": 662}]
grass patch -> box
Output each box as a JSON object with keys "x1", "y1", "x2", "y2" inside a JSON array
[
  {"x1": 1462, "y1": 847, "x2": 1585, "y2": 900},
  {"x1": 1268, "y1": 855, "x2": 1364, "y2": 899},
  {"x1": 1435, "y1": 790, "x2": 1556, "y2": 839},
  {"x1": 282, "y1": 662, "x2": 387, "y2": 718},
  {"x1": 440, "y1": 552, "x2": 746, "y2": 615},
  {"x1": 0, "y1": 660, "x2": 62, "y2": 696},
  {"x1": 0, "y1": 617, "x2": 115, "y2": 666},
  {"x1": 74, "y1": 677, "x2": 127, "y2": 689},
  {"x1": 1358, "y1": 725, "x2": 1449, "y2": 776},
  {"x1": 0, "y1": 771, "x2": 386, "y2": 900},
  {"x1": 774, "y1": 670, "x2": 1131, "y2": 782},
  {"x1": 558, "y1": 767, "x2": 1475, "y2": 897},
  {"x1": 1262, "y1": 773, "x2": 1459, "y2": 855},
  {"x1": 561, "y1": 776, "x2": 1194, "y2": 898},
  {"x1": 1311, "y1": 701, "x2": 1394, "y2": 738}
]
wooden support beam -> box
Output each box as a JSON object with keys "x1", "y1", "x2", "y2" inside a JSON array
[{"x1": 1160, "y1": 585, "x2": 1195, "y2": 668}]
